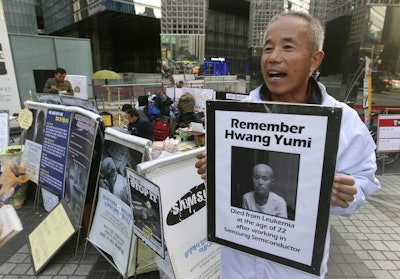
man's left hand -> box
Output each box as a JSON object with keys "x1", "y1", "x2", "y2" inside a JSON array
[{"x1": 331, "y1": 173, "x2": 357, "y2": 208}]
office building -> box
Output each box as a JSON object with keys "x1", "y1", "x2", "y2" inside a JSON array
[
  {"x1": 2, "y1": 0, "x2": 400, "y2": 91},
  {"x1": 2, "y1": 0, "x2": 38, "y2": 34}
]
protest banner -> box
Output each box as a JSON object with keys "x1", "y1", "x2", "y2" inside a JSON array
[
  {"x1": 39, "y1": 108, "x2": 71, "y2": 198},
  {"x1": 88, "y1": 187, "x2": 133, "y2": 275},
  {"x1": 87, "y1": 128, "x2": 156, "y2": 277},
  {"x1": 127, "y1": 168, "x2": 164, "y2": 258},
  {"x1": 136, "y1": 148, "x2": 221, "y2": 279},
  {"x1": 206, "y1": 100, "x2": 342, "y2": 276},
  {"x1": 64, "y1": 112, "x2": 98, "y2": 222}
]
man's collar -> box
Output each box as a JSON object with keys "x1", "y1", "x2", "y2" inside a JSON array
[{"x1": 259, "y1": 77, "x2": 322, "y2": 104}]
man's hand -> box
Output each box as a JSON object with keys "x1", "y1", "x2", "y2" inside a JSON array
[
  {"x1": 51, "y1": 85, "x2": 59, "y2": 92},
  {"x1": 331, "y1": 173, "x2": 357, "y2": 208},
  {"x1": 195, "y1": 151, "x2": 207, "y2": 180}
]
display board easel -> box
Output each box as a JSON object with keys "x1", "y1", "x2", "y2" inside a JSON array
[
  {"x1": 84, "y1": 127, "x2": 155, "y2": 278},
  {"x1": 23, "y1": 101, "x2": 101, "y2": 262},
  {"x1": 136, "y1": 147, "x2": 221, "y2": 279}
]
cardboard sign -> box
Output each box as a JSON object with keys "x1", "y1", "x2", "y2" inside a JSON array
[{"x1": 28, "y1": 199, "x2": 78, "y2": 275}]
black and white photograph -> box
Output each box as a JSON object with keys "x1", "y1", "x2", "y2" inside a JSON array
[
  {"x1": 231, "y1": 147, "x2": 299, "y2": 221},
  {"x1": 21, "y1": 108, "x2": 47, "y2": 145},
  {"x1": 127, "y1": 168, "x2": 164, "y2": 257},
  {"x1": 99, "y1": 140, "x2": 144, "y2": 206}
]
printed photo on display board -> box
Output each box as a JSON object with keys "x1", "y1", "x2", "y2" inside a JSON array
[
  {"x1": 89, "y1": 129, "x2": 153, "y2": 277},
  {"x1": 127, "y1": 168, "x2": 164, "y2": 258},
  {"x1": 99, "y1": 140, "x2": 144, "y2": 206},
  {"x1": 64, "y1": 113, "x2": 98, "y2": 222},
  {"x1": 206, "y1": 100, "x2": 342, "y2": 276},
  {"x1": 21, "y1": 108, "x2": 47, "y2": 145}
]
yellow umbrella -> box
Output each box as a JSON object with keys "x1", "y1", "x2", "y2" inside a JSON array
[
  {"x1": 91, "y1": 69, "x2": 121, "y2": 84},
  {"x1": 92, "y1": 70, "x2": 121, "y2": 113}
]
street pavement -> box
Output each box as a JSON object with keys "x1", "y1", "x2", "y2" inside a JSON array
[{"x1": 0, "y1": 172, "x2": 399, "y2": 278}]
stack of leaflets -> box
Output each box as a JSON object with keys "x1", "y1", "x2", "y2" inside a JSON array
[{"x1": 0, "y1": 204, "x2": 23, "y2": 248}]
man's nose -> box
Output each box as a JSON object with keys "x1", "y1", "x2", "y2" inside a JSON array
[{"x1": 268, "y1": 48, "x2": 283, "y2": 63}]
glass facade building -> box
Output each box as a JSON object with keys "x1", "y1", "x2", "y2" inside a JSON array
[
  {"x1": 37, "y1": 0, "x2": 161, "y2": 73},
  {"x1": 323, "y1": 2, "x2": 400, "y2": 100},
  {"x1": 2, "y1": 0, "x2": 38, "y2": 34},
  {"x1": 3, "y1": 0, "x2": 400, "y2": 93}
]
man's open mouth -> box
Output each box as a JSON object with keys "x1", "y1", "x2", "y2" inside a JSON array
[{"x1": 268, "y1": 71, "x2": 286, "y2": 80}]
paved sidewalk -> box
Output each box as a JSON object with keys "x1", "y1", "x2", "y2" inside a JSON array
[
  {"x1": 326, "y1": 174, "x2": 400, "y2": 279},
  {"x1": 0, "y1": 174, "x2": 399, "y2": 278}
]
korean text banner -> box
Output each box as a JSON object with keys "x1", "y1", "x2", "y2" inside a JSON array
[{"x1": 39, "y1": 109, "x2": 71, "y2": 196}]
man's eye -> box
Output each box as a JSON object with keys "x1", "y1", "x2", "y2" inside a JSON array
[
  {"x1": 283, "y1": 45, "x2": 293, "y2": 50},
  {"x1": 264, "y1": 47, "x2": 272, "y2": 53}
]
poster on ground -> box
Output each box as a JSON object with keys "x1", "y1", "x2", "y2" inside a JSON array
[
  {"x1": 127, "y1": 168, "x2": 164, "y2": 258},
  {"x1": 28, "y1": 199, "x2": 79, "y2": 275},
  {"x1": 206, "y1": 100, "x2": 342, "y2": 276}
]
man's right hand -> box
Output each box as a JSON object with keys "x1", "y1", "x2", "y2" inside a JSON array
[{"x1": 195, "y1": 151, "x2": 207, "y2": 180}]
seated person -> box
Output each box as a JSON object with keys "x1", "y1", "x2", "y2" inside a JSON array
[
  {"x1": 175, "y1": 92, "x2": 202, "y2": 129},
  {"x1": 126, "y1": 109, "x2": 154, "y2": 141},
  {"x1": 43, "y1": 67, "x2": 74, "y2": 96},
  {"x1": 122, "y1": 103, "x2": 150, "y2": 124},
  {"x1": 121, "y1": 103, "x2": 133, "y2": 125},
  {"x1": 121, "y1": 103, "x2": 133, "y2": 114}
]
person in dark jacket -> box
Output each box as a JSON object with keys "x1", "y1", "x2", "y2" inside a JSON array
[{"x1": 126, "y1": 109, "x2": 154, "y2": 141}]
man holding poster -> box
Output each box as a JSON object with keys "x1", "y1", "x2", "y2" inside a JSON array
[{"x1": 196, "y1": 11, "x2": 380, "y2": 278}]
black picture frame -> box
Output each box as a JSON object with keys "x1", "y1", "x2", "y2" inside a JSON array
[{"x1": 206, "y1": 100, "x2": 342, "y2": 276}]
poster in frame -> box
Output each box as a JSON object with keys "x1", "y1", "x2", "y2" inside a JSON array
[
  {"x1": 127, "y1": 168, "x2": 165, "y2": 258},
  {"x1": 206, "y1": 100, "x2": 342, "y2": 276}
]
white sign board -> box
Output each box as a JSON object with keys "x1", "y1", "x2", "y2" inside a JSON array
[
  {"x1": 65, "y1": 75, "x2": 88, "y2": 100},
  {"x1": 136, "y1": 149, "x2": 221, "y2": 279},
  {"x1": 0, "y1": 2, "x2": 22, "y2": 115},
  {"x1": 377, "y1": 114, "x2": 400, "y2": 152}
]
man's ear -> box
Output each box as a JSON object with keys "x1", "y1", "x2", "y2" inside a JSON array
[{"x1": 311, "y1": 50, "x2": 324, "y2": 72}]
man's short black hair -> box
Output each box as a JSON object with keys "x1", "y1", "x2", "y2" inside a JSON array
[
  {"x1": 127, "y1": 108, "x2": 139, "y2": 117},
  {"x1": 55, "y1": 67, "x2": 67, "y2": 74},
  {"x1": 122, "y1": 104, "x2": 133, "y2": 112}
]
